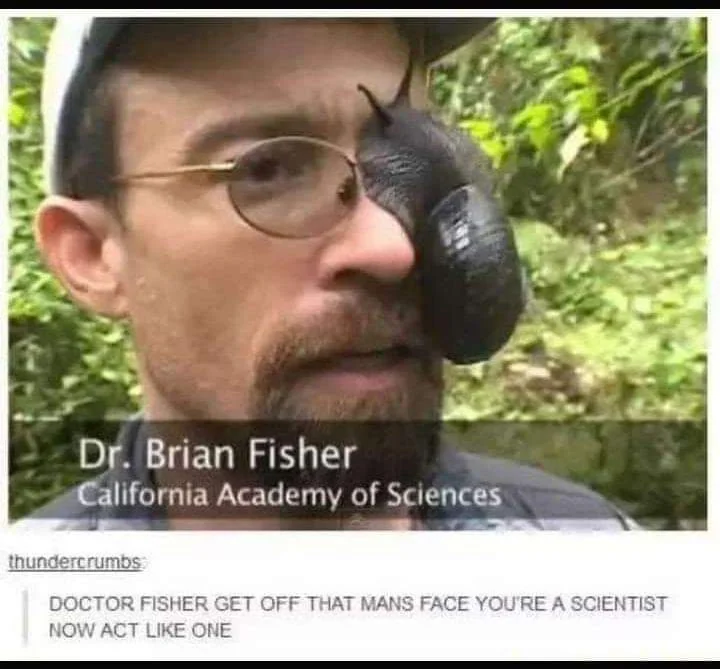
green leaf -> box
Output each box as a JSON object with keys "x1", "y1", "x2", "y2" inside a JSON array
[
  {"x1": 632, "y1": 296, "x2": 653, "y2": 316},
  {"x1": 102, "y1": 328, "x2": 125, "y2": 344},
  {"x1": 9, "y1": 101, "x2": 26, "y2": 128},
  {"x1": 603, "y1": 286, "x2": 629, "y2": 313},
  {"x1": 565, "y1": 65, "x2": 590, "y2": 87},
  {"x1": 682, "y1": 96, "x2": 702, "y2": 120},
  {"x1": 100, "y1": 368, "x2": 120, "y2": 383},
  {"x1": 590, "y1": 118, "x2": 609, "y2": 144},
  {"x1": 460, "y1": 118, "x2": 495, "y2": 141},
  {"x1": 565, "y1": 87, "x2": 599, "y2": 115},
  {"x1": 529, "y1": 125, "x2": 554, "y2": 153},
  {"x1": 618, "y1": 60, "x2": 652, "y2": 90},
  {"x1": 61, "y1": 375, "x2": 80, "y2": 390},
  {"x1": 512, "y1": 103, "x2": 554, "y2": 130},
  {"x1": 478, "y1": 136, "x2": 507, "y2": 169},
  {"x1": 688, "y1": 17, "x2": 705, "y2": 49}
]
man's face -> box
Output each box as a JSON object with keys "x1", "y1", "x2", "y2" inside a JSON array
[{"x1": 109, "y1": 19, "x2": 444, "y2": 421}]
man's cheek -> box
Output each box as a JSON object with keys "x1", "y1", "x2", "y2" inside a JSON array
[{"x1": 125, "y1": 265, "x2": 237, "y2": 358}]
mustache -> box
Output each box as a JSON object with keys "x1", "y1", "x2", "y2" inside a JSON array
[{"x1": 254, "y1": 287, "x2": 434, "y2": 385}]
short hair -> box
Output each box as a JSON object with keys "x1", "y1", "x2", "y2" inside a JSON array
[{"x1": 62, "y1": 63, "x2": 121, "y2": 204}]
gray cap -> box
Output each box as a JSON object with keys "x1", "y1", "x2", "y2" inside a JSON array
[{"x1": 42, "y1": 17, "x2": 495, "y2": 196}]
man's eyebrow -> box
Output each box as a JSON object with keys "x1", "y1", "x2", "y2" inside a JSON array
[{"x1": 178, "y1": 104, "x2": 345, "y2": 165}]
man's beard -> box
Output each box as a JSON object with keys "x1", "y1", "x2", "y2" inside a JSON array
[
  {"x1": 249, "y1": 281, "x2": 444, "y2": 421},
  {"x1": 246, "y1": 280, "x2": 445, "y2": 521}
]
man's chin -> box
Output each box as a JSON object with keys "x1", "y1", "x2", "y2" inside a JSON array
[{"x1": 254, "y1": 381, "x2": 442, "y2": 422}]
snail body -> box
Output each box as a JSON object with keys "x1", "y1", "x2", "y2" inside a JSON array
[{"x1": 357, "y1": 69, "x2": 526, "y2": 364}]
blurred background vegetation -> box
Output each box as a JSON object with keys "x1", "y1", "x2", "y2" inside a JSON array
[{"x1": 9, "y1": 18, "x2": 706, "y2": 527}]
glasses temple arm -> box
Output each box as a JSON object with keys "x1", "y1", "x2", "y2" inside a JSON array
[{"x1": 113, "y1": 162, "x2": 236, "y2": 183}]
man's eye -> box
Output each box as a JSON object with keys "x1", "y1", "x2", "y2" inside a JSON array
[
  {"x1": 239, "y1": 144, "x2": 310, "y2": 185},
  {"x1": 247, "y1": 157, "x2": 283, "y2": 182}
]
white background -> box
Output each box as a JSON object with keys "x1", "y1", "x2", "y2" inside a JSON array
[
  {"x1": 1, "y1": 9, "x2": 717, "y2": 662},
  {"x1": 1, "y1": 532, "x2": 719, "y2": 660}
]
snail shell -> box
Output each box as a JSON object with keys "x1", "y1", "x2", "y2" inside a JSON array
[
  {"x1": 418, "y1": 184, "x2": 525, "y2": 363},
  {"x1": 357, "y1": 81, "x2": 526, "y2": 364}
]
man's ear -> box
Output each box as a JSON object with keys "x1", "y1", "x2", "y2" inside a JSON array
[{"x1": 34, "y1": 196, "x2": 128, "y2": 318}]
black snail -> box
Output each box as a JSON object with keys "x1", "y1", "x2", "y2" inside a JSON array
[{"x1": 356, "y1": 63, "x2": 527, "y2": 365}]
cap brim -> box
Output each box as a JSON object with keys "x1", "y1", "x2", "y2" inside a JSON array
[
  {"x1": 416, "y1": 18, "x2": 497, "y2": 62},
  {"x1": 45, "y1": 17, "x2": 496, "y2": 194},
  {"x1": 80, "y1": 17, "x2": 496, "y2": 67}
]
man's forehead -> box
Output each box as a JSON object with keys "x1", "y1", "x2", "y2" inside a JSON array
[
  {"x1": 177, "y1": 94, "x2": 396, "y2": 166},
  {"x1": 114, "y1": 19, "x2": 414, "y2": 165}
]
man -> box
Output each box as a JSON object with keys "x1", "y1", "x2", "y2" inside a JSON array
[{"x1": 18, "y1": 17, "x2": 636, "y2": 530}]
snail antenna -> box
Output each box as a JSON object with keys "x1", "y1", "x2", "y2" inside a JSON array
[
  {"x1": 357, "y1": 54, "x2": 414, "y2": 128},
  {"x1": 357, "y1": 84, "x2": 392, "y2": 127},
  {"x1": 393, "y1": 56, "x2": 414, "y2": 105}
]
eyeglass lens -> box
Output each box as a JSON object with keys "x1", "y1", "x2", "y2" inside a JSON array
[{"x1": 228, "y1": 138, "x2": 359, "y2": 238}]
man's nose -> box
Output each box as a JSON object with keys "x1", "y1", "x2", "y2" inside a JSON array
[{"x1": 316, "y1": 196, "x2": 416, "y2": 287}]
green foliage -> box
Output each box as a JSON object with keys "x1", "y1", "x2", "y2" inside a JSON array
[
  {"x1": 9, "y1": 18, "x2": 706, "y2": 527},
  {"x1": 444, "y1": 211, "x2": 706, "y2": 422},
  {"x1": 432, "y1": 18, "x2": 707, "y2": 232},
  {"x1": 9, "y1": 19, "x2": 140, "y2": 519}
]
